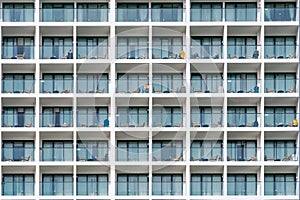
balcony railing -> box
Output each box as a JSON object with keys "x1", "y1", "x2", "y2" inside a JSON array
[
  {"x1": 264, "y1": 181, "x2": 298, "y2": 195},
  {"x1": 77, "y1": 147, "x2": 108, "y2": 161},
  {"x1": 264, "y1": 147, "x2": 297, "y2": 161},
  {"x1": 191, "y1": 113, "x2": 223, "y2": 127},
  {"x1": 264, "y1": 113, "x2": 297, "y2": 127},
  {"x1": 190, "y1": 45, "x2": 222, "y2": 59},
  {"x1": 116, "y1": 181, "x2": 148, "y2": 195},
  {"x1": 227, "y1": 181, "x2": 258, "y2": 195},
  {"x1": 77, "y1": 181, "x2": 108, "y2": 195},
  {"x1": 116, "y1": 45, "x2": 148, "y2": 59},
  {"x1": 40, "y1": 113, "x2": 73, "y2": 127},
  {"x1": 152, "y1": 181, "x2": 183, "y2": 195},
  {"x1": 152, "y1": 113, "x2": 183, "y2": 127},
  {"x1": 2, "y1": 79, "x2": 34, "y2": 93},
  {"x1": 227, "y1": 79, "x2": 259, "y2": 93},
  {"x1": 265, "y1": 78, "x2": 296, "y2": 93},
  {"x1": 227, "y1": 113, "x2": 259, "y2": 127},
  {"x1": 77, "y1": 113, "x2": 109, "y2": 127},
  {"x1": 152, "y1": 79, "x2": 186, "y2": 93},
  {"x1": 2, "y1": 45, "x2": 34, "y2": 59},
  {"x1": 151, "y1": 8, "x2": 183, "y2": 22},
  {"x1": 77, "y1": 8, "x2": 109, "y2": 22},
  {"x1": 116, "y1": 78, "x2": 149, "y2": 93},
  {"x1": 227, "y1": 147, "x2": 259, "y2": 161},
  {"x1": 40, "y1": 45, "x2": 73, "y2": 59},
  {"x1": 40, "y1": 147, "x2": 73, "y2": 161},
  {"x1": 116, "y1": 113, "x2": 148, "y2": 127},
  {"x1": 190, "y1": 147, "x2": 223, "y2": 161},
  {"x1": 40, "y1": 79, "x2": 73, "y2": 93},
  {"x1": 264, "y1": 8, "x2": 298, "y2": 22},
  {"x1": 190, "y1": 8, "x2": 222, "y2": 22},
  {"x1": 264, "y1": 45, "x2": 297, "y2": 59},
  {"x1": 190, "y1": 181, "x2": 223, "y2": 195},
  {"x1": 40, "y1": 181, "x2": 73, "y2": 195},
  {"x1": 227, "y1": 45, "x2": 260, "y2": 59},
  {"x1": 117, "y1": 147, "x2": 148, "y2": 161},
  {"x1": 2, "y1": 113, "x2": 34, "y2": 127},
  {"x1": 2, "y1": 181, "x2": 34, "y2": 196},
  {"x1": 152, "y1": 45, "x2": 184, "y2": 59},
  {"x1": 2, "y1": 147, "x2": 34, "y2": 161},
  {"x1": 225, "y1": 8, "x2": 257, "y2": 21},
  {"x1": 3, "y1": 8, "x2": 34, "y2": 22},
  {"x1": 116, "y1": 8, "x2": 149, "y2": 22},
  {"x1": 40, "y1": 8, "x2": 74, "y2": 22},
  {"x1": 152, "y1": 147, "x2": 183, "y2": 161},
  {"x1": 77, "y1": 45, "x2": 108, "y2": 59},
  {"x1": 191, "y1": 79, "x2": 223, "y2": 93}
]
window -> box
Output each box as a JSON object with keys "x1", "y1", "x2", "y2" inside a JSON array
[
  {"x1": 77, "y1": 175, "x2": 108, "y2": 195},
  {"x1": 191, "y1": 174, "x2": 222, "y2": 195},
  {"x1": 117, "y1": 73, "x2": 148, "y2": 93},
  {"x1": 117, "y1": 141, "x2": 148, "y2": 161},
  {"x1": 265, "y1": 73, "x2": 296, "y2": 93},
  {"x1": 77, "y1": 3, "x2": 108, "y2": 22},
  {"x1": 117, "y1": 107, "x2": 148, "y2": 127},
  {"x1": 152, "y1": 3, "x2": 183, "y2": 22},
  {"x1": 264, "y1": 141, "x2": 296, "y2": 161},
  {"x1": 264, "y1": 36, "x2": 296, "y2": 59},
  {"x1": 77, "y1": 107, "x2": 108, "y2": 127},
  {"x1": 264, "y1": 107, "x2": 296, "y2": 127},
  {"x1": 191, "y1": 107, "x2": 222, "y2": 127},
  {"x1": 77, "y1": 37, "x2": 108, "y2": 59},
  {"x1": 227, "y1": 73, "x2": 257, "y2": 93},
  {"x1": 191, "y1": 3, "x2": 222, "y2": 22},
  {"x1": 227, "y1": 37, "x2": 257, "y2": 59},
  {"x1": 227, "y1": 141, "x2": 257, "y2": 161},
  {"x1": 42, "y1": 141, "x2": 73, "y2": 161},
  {"x1": 152, "y1": 107, "x2": 183, "y2": 127},
  {"x1": 77, "y1": 73, "x2": 108, "y2": 93},
  {"x1": 41, "y1": 37, "x2": 73, "y2": 59},
  {"x1": 41, "y1": 107, "x2": 72, "y2": 127},
  {"x1": 265, "y1": 174, "x2": 296, "y2": 195},
  {"x1": 77, "y1": 141, "x2": 108, "y2": 161},
  {"x1": 191, "y1": 73, "x2": 223, "y2": 93},
  {"x1": 42, "y1": 175, "x2": 73, "y2": 195},
  {"x1": 265, "y1": 3, "x2": 296, "y2": 21},
  {"x1": 117, "y1": 37, "x2": 148, "y2": 59},
  {"x1": 152, "y1": 141, "x2": 183, "y2": 161},
  {"x1": 190, "y1": 140, "x2": 222, "y2": 161},
  {"x1": 117, "y1": 174, "x2": 148, "y2": 195},
  {"x1": 41, "y1": 74, "x2": 73, "y2": 93},
  {"x1": 3, "y1": 3, "x2": 34, "y2": 22},
  {"x1": 117, "y1": 3, "x2": 148, "y2": 22},
  {"x1": 226, "y1": 3, "x2": 257, "y2": 21},
  {"x1": 227, "y1": 107, "x2": 257, "y2": 127},
  {"x1": 191, "y1": 37, "x2": 222, "y2": 59},
  {"x1": 152, "y1": 174, "x2": 183, "y2": 195},
  {"x1": 2, "y1": 141, "x2": 34, "y2": 161},
  {"x1": 227, "y1": 174, "x2": 257, "y2": 195},
  {"x1": 2, "y1": 37, "x2": 34, "y2": 59},
  {"x1": 3, "y1": 175, "x2": 34, "y2": 196},
  {"x1": 42, "y1": 3, "x2": 74, "y2": 22},
  {"x1": 152, "y1": 74, "x2": 183, "y2": 93},
  {"x1": 2, "y1": 107, "x2": 34, "y2": 127},
  {"x1": 2, "y1": 74, "x2": 34, "y2": 93},
  {"x1": 152, "y1": 37, "x2": 182, "y2": 59}
]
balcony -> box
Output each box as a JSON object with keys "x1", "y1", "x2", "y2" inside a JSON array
[
  {"x1": 152, "y1": 79, "x2": 186, "y2": 93},
  {"x1": 152, "y1": 146, "x2": 183, "y2": 161},
  {"x1": 77, "y1": 45, "x2": 108, "y2": 59},
  {"x1": 151, "y1": 8, "x2": 183, "y2": 22},
  {"x1": 2, "y1": 147, "x2": 34, "y2": 161},
  {"x1": 3, "y1": 8, "x2": 34, "y2": 22},
  {"x1": 152, "y1": 45, "x2": 184, "y2": 59},
  {"x1": 77, "y1": 180, "x2": 108, "y2": 195},
  {"x1": 116, "y1": 45, "x2": 148, "y2": 59},
  {"x1": 40, "y1": 79, "x2": 73, "y2": 94},
  {"x1": 227, "y1": 181, "x2": 258, "y2": 195},
  {"x1": 116, "y1": 78, "x2": 149, "y2": 93},
  {"x1": 264, "y1": 113, "x2": 297, "y2": 127},
  {"x1": 40, "y1": 147, "x2": 73, "y2": 161},
  {"x1": 264, "y1": 8, "x2": 298, "y2": 22},
  {"x1": 116, "y1": 113, "x2": 148, "y2": 127},
  {"x1": 116, "y1": 181, "x2": 148, "y2": 195},
  {"x1": 2, "y1": 45, "x2": 34, "y2": 59},
  {"x1": 227, "y1": 45, "x2": 260, "y2": 59},
  {"x1": 227, "y1": 79, "x2": 259, "y2": 93},
  {"x1": 227, "y1": 147, "x2": 259, "y2": 161},
  {"x1": 190, "y1": 147, "x2": 222, "y2": 161},
  {"x1": 190, "y1": 45, "x2": 222, "y2": 59},
  {"x1": 40, "y1": 45, "x2": 73, "y2": 59},
  {"x1": 265, "y1": 78, "x2": 296, "y2": 93},
  {"x1": 116, "y1": 8, "x2": 149, "y2": 22},
  {"x1": 77, "y1": 113, "x2": 109, "y2": 127},
  {"x1": 41, "y1": 181, "x2": 73, "y2": 195},
  {"x1": 152, "y1": 181, "x2": 183, "y2": 195},
  {"x1": 264, "y1": 45, "x2": 297, "y2": 59},
  {"x1": 152, "y1": 113, "x2": 183, "y2": 127},
  {"x1": 265, "y1": 181, "x2": 298, "y2": 195},
  {"x1": 77, "y1": 147, "x2": 108, "y2": 161},
  {"x1": 77, "y1": 8, "x2": 108, "y2": 22},
  {"x1": 191, "y1": 79, "x2": 223, "y2": 93},
  {"x1": 225, "y1": 8, "x2": 257, "y2": 21},
  {"x1": 191, "y1": 180, "x2": 222, "y2": 195},
  {"x1": 2, "y1": 113, "x2": 34, "y2": 127},
  {"x1": 2, "y1": 181, "x2": 34, "y2": 196},
  {"x1": 264, "y1": 147, "x2": 297, "y2": 161},
  {"x1": 40, "y1": 8, "x2": 74, "y2": 22},
  {"x1": 117, "y1": 147, "x2": 148, "y2": 161},
  {"x1": 190, "y1": 8, "x2": 222, "y2": 22},
  {"x1": 227, "y1": 113, "x2": 259, "y2": 127},
  {"x1": 40, "y1": 113, "x2": 73, "y2": 127},
  {"x1": 191, "y1": 113, "x2": 223, "y2": 128},
  {"x1": 2, "y1": 79, "x2": 34, "y2": 94}
]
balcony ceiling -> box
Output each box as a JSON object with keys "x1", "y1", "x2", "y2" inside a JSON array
[
  {"x1": 153, "y1": 26, "x2": 185, "y2": 36},
  {"x1": 116, "y1": 97, "x2": 149, "y2": 106},
  {"x1": 40, "y1": 98, "x2": 73, "y2": 106},
  {"x1": 40, "y1": 166, "x2": 73, "y2": 173},
  {"x1": 116, "y1": 165, "x2": 149, "y2": 173},
  {"x1": 77, "y1": 166, "x2": 110, "y2": 174},
  {"x1": 40, "y1": 26, "x2": 73, "y2": 36},
  {"x1": 228, "y1": 63, "x2": 260, "y2": 72},
  {"x1": 190, "y1": 97, "x2": 224, "y2": 106},
  {"x1": 77, "y1": 63, "x2": 110, "y2": 73},
  {"x1": 265, "y1": 26, "x2": 298, "y2": 36},
  {"x1": 41, "y1": 131, "x2": 73, "y2": 140},
  {"x1": 116, "y1": 63, "x2": 149, "y2": 73},
  {"x1": 116, "y1": 131, "x2": 149, "y2": 140},
  {"x1": 190, "y1": 131, "x2": 224, "y2": 140},
  {"x1": 41, "y1": 64, "x2": 73, "y2": 73},
  {"x1": 2, "y1": 26, "x2": 35, "y2": 36},
  {"x1": 227, "y1": 97, "x2": 260, "y2": 105},
  {"x1": 153, "y1": 97, "x2": 185, "y2": 106},
  {"x1": 77, "y1": 26, "x2": 109, "y2": 36},
  {"x1": 191, "y1": 63, "x2": 224, "y2": 73},
  {"x1": 153, "y1": 63, "x2": 185, "y2": 73},
  {"x1": 265, "y1": 166, "x2": 298, "y2": 173},
  {"x1": 2, "y1": 97, "x2": 35, "y2": 106},
  {"x1": 2, "y1": 131, "x2": 35, "y2": 140},
  {"x1": 190, "y1": 26, "x2": 223, "y2": 36},
  {"x1": 153, "y1": 131, "x2": 185, "y2": 140},
  {"x1": 227, "y1": 131, "x2": 260, "y2": 140},
  {"x1": 190, "y1": 166, "x2": 223, "y2": 173},
  {"x1": 116, "y1": 26, "x2": 148, "y2": 36},
  {"x1": 265, "y1": 131, "x2": 298, "y2": 140},
  {"x1": 228, "y1": 26, "x2": 260, "y2": 36},
  {"x1": 152, "y1": 165, "x2": 185, "y2": 173},
  {"x1": 77, "y1": 132, "x2": 110, "y2": 140},
  {"x1": 227, "y1": 166, "x2": 260, "y2": 173},
  {"x1": 77, "y1": 98, "x2": 110, "y2": 106},
  {"x1": 2, "y1": 166, "x2": 35, "y2": 173},
  {"x1": 265, "y1": 63, "x2": 298, "y2": 72},
  {"x1": 3, "y1": 64, "x2": 36, "y2": 73},
  {"x1": 264, "y1": 97, "x2": 298, "y2": 105}
]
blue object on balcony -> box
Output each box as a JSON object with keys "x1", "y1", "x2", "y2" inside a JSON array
[
  {"x1": 254, "y1": 86, "x2": 259, "y2": 93},
  {"x1": 253, "y1": 121, "x2": 258, "y2": 127},
  {"x1": 104, "y1": 118, "x2": 109, "y2": 127}
]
